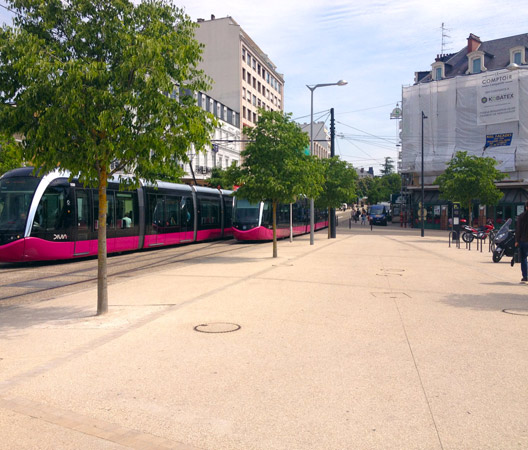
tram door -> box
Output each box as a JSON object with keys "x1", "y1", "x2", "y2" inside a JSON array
[
  {"x1": 74, "y1": 189, "x2": 92, "y2": 256},
  {"x1": 147, "y1": 194, "x2": 165, "y2": 246},
  {"x1": 180, "y1": 196, "x2": 194, "y2": 242}
]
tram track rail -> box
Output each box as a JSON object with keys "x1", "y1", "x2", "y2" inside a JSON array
[{"x1": 0, "y1": 239, "x2": 250, "y2": 305}]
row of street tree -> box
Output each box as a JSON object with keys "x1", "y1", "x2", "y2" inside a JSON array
[{"x1": 0, "y1": 0, "x2": 506, "y2": 315}]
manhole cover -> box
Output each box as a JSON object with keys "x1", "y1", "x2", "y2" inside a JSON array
[
  {"x1": 502, "y1": 309, "x2": 528, "y2": 316},
  {"x1": 194, "y1": 322, "x2": 241, "y2": 333}
]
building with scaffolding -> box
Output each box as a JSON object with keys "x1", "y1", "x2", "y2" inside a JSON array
[{"x1": 401, "y1": 32, "x2": 528, "y2": 228}]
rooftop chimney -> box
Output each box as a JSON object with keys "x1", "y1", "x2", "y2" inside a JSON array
[{"x1": 467, "y1": 33, "x2": 482, "y2": 53}]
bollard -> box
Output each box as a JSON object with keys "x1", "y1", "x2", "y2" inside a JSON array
[{"x1": 349, "y1": 218, "x2": 351, "y2": 229}]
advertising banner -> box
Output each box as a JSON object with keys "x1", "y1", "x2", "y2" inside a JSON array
[
  {"x1": 477, "y1": 72, "x2": 519, "y2": 125},
  {"x1": 484, "y1": 133, "x2": 513, "y2": 148}
]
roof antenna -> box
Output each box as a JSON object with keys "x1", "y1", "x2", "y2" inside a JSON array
[{"x1": 440, "y1": 22, "x2": 452, "y2": 55}]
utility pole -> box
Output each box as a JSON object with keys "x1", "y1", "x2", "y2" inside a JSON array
[{"x1": 330, "y1": 108, "x2": 336, "y2": 238}]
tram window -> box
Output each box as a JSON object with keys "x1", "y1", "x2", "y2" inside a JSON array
[
  {"x1": 181, "y1": 196, "x2": 193, "y2": 227},
  {"x1": 262, "y1": 201, "x2": 272, "y2": 226},
  {"x1": 199, "y1": 198, "x2": 220, "y2": 227},
  {"x1": 149, "y1": 195, "x2": 165, "y2": 229},
  {"x1": 76, "y1": 190, "x2": 90, "y2": 230},
  {"x1": 116, "y1": 192, "x2": 137, "y2": 229},
  {"x1": 107, "y1": 192, "x2": 115, "y2": 228},
  {"x1": 34, "y1": 184, "x2": 69, "y2": 231},
  {"x1": 0, "y1": 177, "x2": 39, "y2": 230},
  {"x1": 165, "y1": 196, "x2": 180, "y2": 230},
  {"x1": 278, "y1": 204, "x2": 290, "y2": 226}
]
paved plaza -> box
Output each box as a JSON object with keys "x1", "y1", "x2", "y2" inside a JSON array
[{"x1": 0, "y1": 221, "x2": 527, "y2": 449}]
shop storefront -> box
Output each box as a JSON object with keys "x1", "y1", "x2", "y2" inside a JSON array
[{"x1": 408, "y1": 186, "x2": 528, "y2": 230}]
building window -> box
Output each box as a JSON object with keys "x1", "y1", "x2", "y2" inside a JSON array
[
  {"x1": 472, "y1": 58, "x2": 481, "y2": 74},
  {"x1": 510, "y1": 46, "x2": 526, "y2": 66},
  {"x1": 432, "y1": 62, "x2": 444, "y2": 81},
  {"x1": 243, "y1": 107, "x2": 246, "y2": 119},
  {"x1": 242, "y1": 88, "x2": 246, "y2": 100},
  {"x1": 253, "y1": 95, "x2": 256, "y2": 106},
  {"x1": 247, "y1": 53, "x2": 251, "y2": 66},
  {"x1": 467, "y1": 51, "x2": 486, "y2": 75},
  {"x1": 242, "y1": 48, "x2": 246, "y2": 62}
]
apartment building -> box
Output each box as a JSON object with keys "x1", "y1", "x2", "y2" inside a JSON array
[
  {"x1": 194, "y1": 15, "x2": 285, "y2": 130},
  {"x1": 182, "y1": 91, "x2": 241, "y2": 184}
]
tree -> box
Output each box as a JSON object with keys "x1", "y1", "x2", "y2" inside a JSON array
[
  {"x1": 315, "y1": 157, "x2": 357, "y2": 236},
  {"x1": 207, "y1": 162, "x2": 243, "y2": 190},
  {"x1": 0, "y1": 133, "x2": 23, "y2": 176},
  {"x1": 0, "y1": 0, "x2": 214, "y2": 314},
  {"x1": 380, "y1": 156, "x2": 395, "y2": 175},
  {"x1": 435, "y1": 151, "x2": 506, "y2": 223},
  {"x1": 236, "y1": 110, "x2": 323, "y2": 257}
]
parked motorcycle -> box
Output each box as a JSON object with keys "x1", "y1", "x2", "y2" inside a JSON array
[
  {"x1": 461, "y1": 223, "x2": 495, "y2": 243},
  {"x1": 492, "y1": 218, "x2": 516, "y2": 263}
]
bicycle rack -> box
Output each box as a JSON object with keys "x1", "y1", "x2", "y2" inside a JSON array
[{"x1": 448, "y1": 231, "x2": 461, "y2": 248}]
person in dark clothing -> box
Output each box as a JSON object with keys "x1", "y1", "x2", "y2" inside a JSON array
[{"x1": 515, "y1": 200, "x2": 528, "y2": 283}]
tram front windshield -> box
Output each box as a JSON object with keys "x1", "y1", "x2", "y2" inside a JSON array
[
  {"x1": 233, "y1": 198, "x2": 260, "y2": 229},
  {"x1": 0, "y1": 176, "x2": 40, "y2": 242}
]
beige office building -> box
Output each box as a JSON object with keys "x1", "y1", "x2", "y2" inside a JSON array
[{"x1": 194, "y1": 15, "x2": 284, "y2": 130}]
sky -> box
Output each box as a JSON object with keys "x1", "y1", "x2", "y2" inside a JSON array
[{"x1": 2, "y1": 0, "x2": 528, "y2": 174}]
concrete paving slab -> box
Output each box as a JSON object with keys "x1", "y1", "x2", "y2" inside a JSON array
[{"x1": 0, "y1": 226, "x2": 527, "y2": 449}]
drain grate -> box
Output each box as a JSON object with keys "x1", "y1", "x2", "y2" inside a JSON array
[
  {"x1": 194, "y1": 322, "x2": 241, "y2": 333},
  {"x1": 502, "y1": 309, "x2": 528, "y2": 316}
]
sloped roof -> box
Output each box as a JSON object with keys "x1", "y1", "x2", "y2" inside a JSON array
[{"x1": 417, "y1": 33, "x2": 528, "y2": 83}]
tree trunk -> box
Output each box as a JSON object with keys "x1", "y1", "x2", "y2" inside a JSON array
[
  {"x1": 272, "y1": 201, "x2": 277, "y2": 258},
  {"x1": 97, "y1": 170, "x2": 108, "y2": 315}
]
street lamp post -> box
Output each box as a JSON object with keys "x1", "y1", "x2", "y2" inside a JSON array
[
  {"x1": 421, "y1": 111, "x2": 428, "y2": 237},
  {"x1": 307, "y1": 80, "x2": 347, "y2": 245}
]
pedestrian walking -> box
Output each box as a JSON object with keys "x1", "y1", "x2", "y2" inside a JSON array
[
  {"x1": 361, "y1": 209, "x2": 367, "y2": 226},
  {"x1": 515, "y1": 200, "x2": 528, "y2": 283}
]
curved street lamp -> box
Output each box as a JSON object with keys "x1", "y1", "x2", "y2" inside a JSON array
[{"x1": 306, "y1": 80, "x2": 348, "y2": 245}]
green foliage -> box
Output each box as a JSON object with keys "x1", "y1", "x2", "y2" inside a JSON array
[
  {"x1": 0, "y1": 0, "x2": 215, "y2": 313},
  {"x1": 0, "y1": 0, "x2": 214, "y2": 186},
  {"x1": 0, "y1": 133, "x2": 23, "y2": 176},
  {"x1": 435, "y1": 151, "x2": 506, "y2": 217},
  {"x1": 207, "y1": 162, "x2": 243, "y2": 190},
  {"x1": 236, "y1": 109, "x2": 324, "y2": 257},
  {"x1": 236, "y1": 110, "x2": 323, "y2": 204},
  {"x1": 357, "y1": 173, "x2": 400, "y2": 205},
  {"x1": 315, "y1": 157, "x2": 357, "y2": 208},
  {"x1": 380, "y1": 156, "x2": 395, "y2": 176}
]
